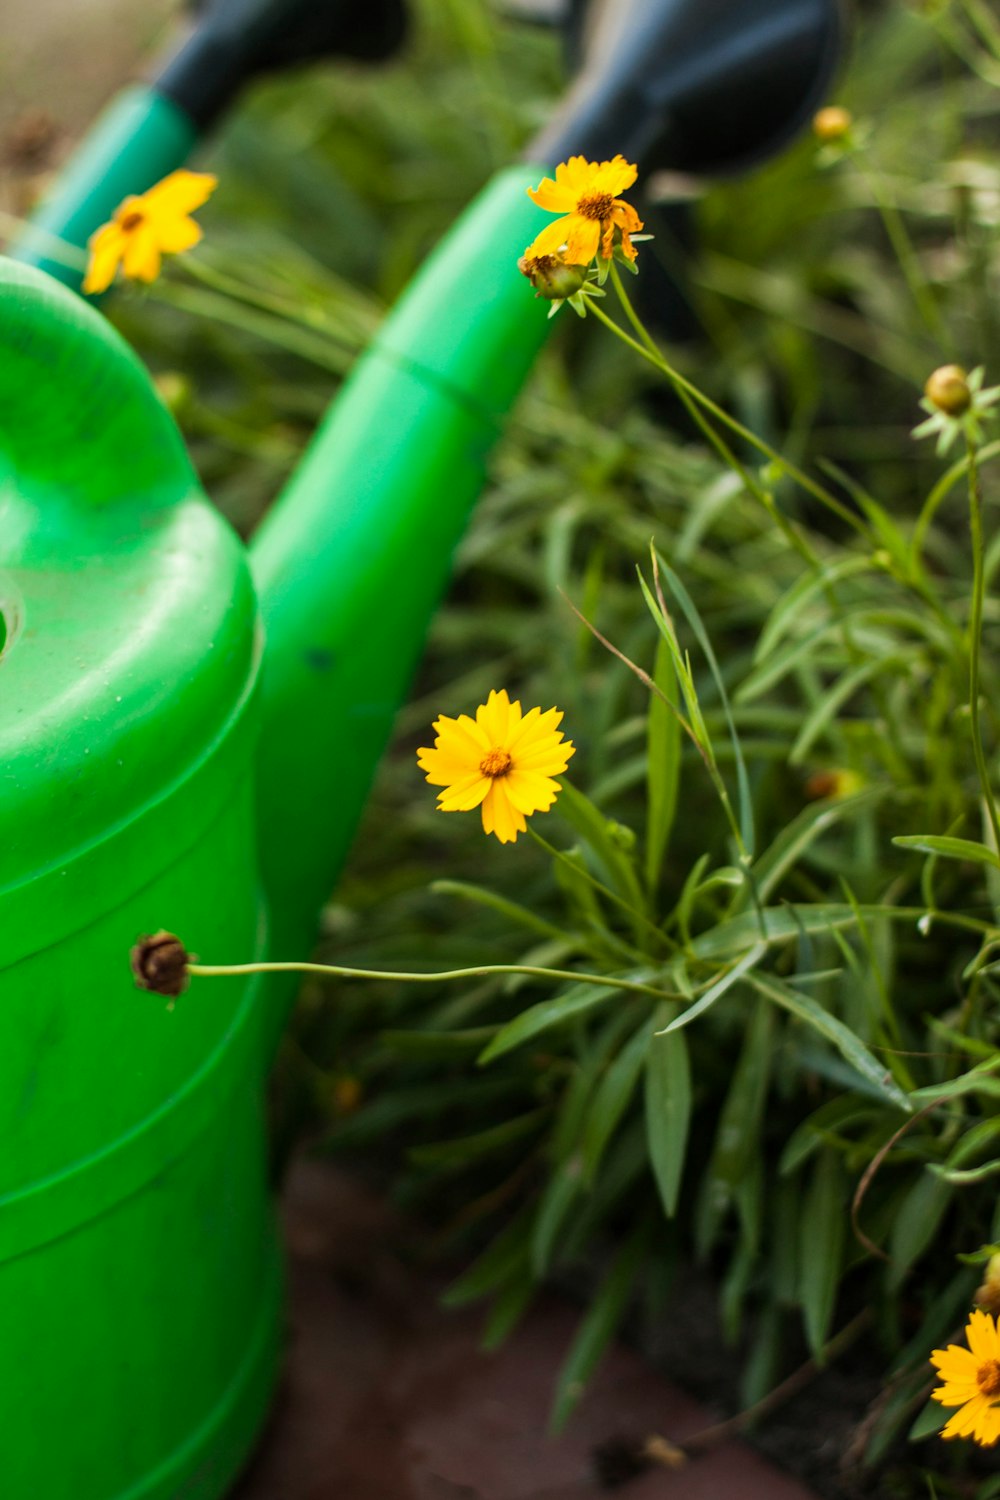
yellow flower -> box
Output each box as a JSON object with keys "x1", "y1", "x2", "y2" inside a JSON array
[
  {"x1": 930, "y1": 1310, "x2": 1000, "y2": 1445},
  {"x1": 417, "y1": 689, "x2": 575, "y2": 844},
  {"x1": 525, "y1": 155, "x2": 643, "y2": 266},
  {"x1": 83, "y1": 169, "x2": 217, "y2": 295}
]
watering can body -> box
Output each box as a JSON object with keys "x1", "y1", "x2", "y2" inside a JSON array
[
  {"x1": 0, "y1": 261, "x2": 282, "y2": 1498},
  {"x1": 0, "y1": 173, "x2": 552, "y2": 1497}
]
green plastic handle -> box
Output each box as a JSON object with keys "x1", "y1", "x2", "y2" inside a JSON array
[
  {"x1": 250, "y1": 163, "x2": 554, "y2": 962},
  {"x1": 8, "y1": 87, "x2": 197, "y2": 291}
]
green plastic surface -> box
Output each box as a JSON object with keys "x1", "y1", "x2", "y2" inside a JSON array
[
  {"x1": 8, "y1": 87, "x2": 196, "y2": 291},
  {"x1": 0, "y1": 259, "x2": 280, "y2": 1498},
  {"x1": 1, "y1": 158, "x2": 556, "y2": 1496},
  {"x1": 251, "y1": 165, "x2": 552, "y2": 971}
]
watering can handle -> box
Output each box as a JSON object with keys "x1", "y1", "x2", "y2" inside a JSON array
[{"x1": 250, "y1": 165, "x2": 553, "y2": 971}]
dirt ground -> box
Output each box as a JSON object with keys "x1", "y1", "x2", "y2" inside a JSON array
[{"x1": 0, "y1": 0, "x2": 178, "y2": 224}]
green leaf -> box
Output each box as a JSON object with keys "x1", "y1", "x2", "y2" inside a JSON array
[
  {"x1": 553, "y1": 778, "x2": 648, "y2": 919},
  {"x1": 442, "y1": 1209, "x2": 533, "y2": 1308},
  {"x1": 888, "y1": 1172, "x2": 953, "y2": 1290},
  {"x1": 657, "y1": 942, "x2": 767, "y2": 1036},
  {"x1": 645, "y1": 633, "x2": 681, "y2": 893},
  {"x1": 644, "y1": 1007, "x2": 692, "y2": 1218},
  {"x1": 431, "y1": 879, "x2": 573, "y2": 941},
  {"x1": 893, "y1": 834, "x2": 1000, "y2": 872},
  {"x1": 790, "y1": 654, "x2": 909, "y2": 764},
  {"x1": 532, "y1": 1162, "x2": 582, "y2": 1277},
  {"x1": 550, "y1": 1220, "x2": 652, "y2": 1431},
  {"x1": 408, "y1": 1108, "x2": 548, "y2": 1167},
  {"x1": 908, "y1": 1397, "x2": 946, "y2": 1444},
  {"x1": 654, "y1": 552, "x2": 755, "y2": 853},
  {"x1": 755, "y1": 554, "x2": 874, "y2": 662},
  {"x1": 478, "y1": 982, "x2": 620, "y2": 1064},
  {"x1": 481, "y1": 1269, "x2": 535, "y2": 1352},
  {"x1": 582, "y1": 1018, "x2": 651, "y2": 1183},
  {"x1": 748, "y1": 972, "x2": 912, "y2": 1112},
  {"x1": 798, "y1": 1150, "x2": 846, "y2": 1357},
  {"x1": 749, "y1": 789, "x2": 885, "y2": 906}
]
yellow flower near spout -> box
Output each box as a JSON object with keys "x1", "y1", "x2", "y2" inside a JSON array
[
  {"x1": 417, "y1": 689, "x2": 575, "y2": 844},
  {"x1": 525, "y1": 155, "x2": 643, "y2": 265},
  {"x1": 83, "y1": 170, "x2": 217, "y2": 295},
  {"x1": 930, "y1": 1310, "x2": 1000, "y2": 1445}
]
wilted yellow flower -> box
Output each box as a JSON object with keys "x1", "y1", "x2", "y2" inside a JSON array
[
  {"x1": 525, "y1": 155, "x2": 643, "y2": 266},
  {"x1": 83, "y1": 169, "x2": 217, "y2": 294},
  {"x1": 930, "y1": 1310, "x2": 1000, "y2": 1445},
  {"x1": 417, "y1": 689, "x2": 575, "y2": 844},
  {"x1": 518, "y1": 250, "x2": 589, "y2": 301}
]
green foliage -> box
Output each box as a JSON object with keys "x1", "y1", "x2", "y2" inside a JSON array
[{"x1": 107, "y1": 0, "x2": 1000, "y2": 1491}]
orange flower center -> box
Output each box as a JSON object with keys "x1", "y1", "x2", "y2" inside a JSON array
[
  {"x1": 117, "y1": 209, "x2": 146, "y2": 232},
  {"x1": 577, "y1": 191, "x2": 614, "y2": 221},
  {"x1": 480, "y1": 747, "x2": 513, "y2": 779},
  {"x1": 978, "y1": 1360, "x2": 1000, "y2": 1398}
]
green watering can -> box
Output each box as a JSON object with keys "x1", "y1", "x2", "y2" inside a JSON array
[{"x1": 0, "y1": 1, "x2": 842, "y2": 1495}]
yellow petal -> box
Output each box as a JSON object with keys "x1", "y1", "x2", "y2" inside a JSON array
[
  {"x1": 121, "y1": 223, "x2": 162, "y2": 282},
  {"x1": 561, "y1": 217, "x2": 602, "y2": 265},
  {"x1": 430, "y1": 713, "x2": 490, "y2": 764},
  {"x1": 555, "y1": 156, "x2": 595, "y2": 193},
  {"x1": 592, "y1": 154, "x2": 638, "y2": 196},
  {"x1": 527, "y1": 176, "x2": 578, "y2": 213},
  {"x1": 504, "y1": 769, "x2": 561, "y2": 816},
  {"x1": 931, "y1": 1344, "x2": 979, "y2": 1381},
  {"x1": 968, "y1": 1310, "x2": 1000, "y2": 1362},
  {"x1": 417, "y1": 745, "x2": 479, "y2": 787},
  {"x1": 523, "y1": 217, "x2": 579, "y2": 260},
  {"x1": 155, "y1": 215, "x2": 203, "y2": 254},
  {"x1": 82, "y1": 221, "x2": 126, "y2": 294},
  {"x1": 480, "y1": 783, "x2": 526, "y2": 843},
  {"x1": 509, "y1": 705, "x2": 561, "y2": 751},
  {"x1": 477, "y1": 689, "x2": 519, "y2": 747},
  {"x1": 437, "y1": 773, "x2": 491, "y2": 812},
  {"x1": 142, "y1": 169, "x2": 217, "y2": 218}
]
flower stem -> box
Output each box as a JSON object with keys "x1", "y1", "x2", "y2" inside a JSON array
[
  {"x1": 586, "y1": 295, "x2": 867, "y2": 537},
  {"x1": 186, "y1": 958, "x2": 676, "y2": 1002},
  {"x1": 965, "y1": 433, "x2": 1000, "y2": 853}
]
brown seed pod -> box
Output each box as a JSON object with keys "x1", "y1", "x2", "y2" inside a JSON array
[{"x1": 130, "y1": 931, "x2": 191, "y2": 998}]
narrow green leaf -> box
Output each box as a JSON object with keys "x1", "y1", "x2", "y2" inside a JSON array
[
  {"x1": 553, "y1": 778, "x2": 648, "y2": 918},
  {"x1": 442, "y1": 1209, "x2": 533, "y2": 1308},
  {"x1": 409, "y1": 1108, "x2": 548, "y2": 1168},
  {"x1": 798, "y1": 1150, "x2": 846, "y2": 1357},
  {"x1": 550, "y1": 1221, "x2": 652, "y2": 1431},
  {"x1": 582, "y1": 1019, "x2": 651, "y2": 1182},
  {"x1": 893, "y1": 834, "x2": 1000, "y2": 872},
  {"x1": 657, "y1": 942, "x2": 767, "y2": 1036},
  {"x1": 654, "y1": 552, "x2": 755, "y2": 852},
  {"x1": 644, "y1": 1007, "x2": 692, "y2": 1218},
  {"x1": 888, "y1": 1173, "x2": 953, "y2": 1290},
  {"x1": 478, "y1": 982, "x2": 619, "y2": 1064},
  {"x1": 790, "y1": 655, "x2": 909, "y2": 764},
  {"x1": 532, "y1": 1163, "x2": 582, "y2": 1277},
  {"x1": 645, "y1": 633, "x2": 681, "y2": 893},
  {"x1": 431, "y1": 879, "x2": 573, "y2": 941},
  {"x1": 755, "y1": 554, "x2": 873, "y2": 662},
  {"x1": 748, "y1": 972, "x2": 912, "y2": 1112}
]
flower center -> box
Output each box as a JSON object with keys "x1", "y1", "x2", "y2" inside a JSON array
[
  {"x1": 480, "y1": 747, "x2": 513, "y2": 779},
  {"x1": 577, "y1": 191, "x2": 614, "y2": 221},
  {"x1": 118, "y1": 209, "x2": 146, "y2": 232},
  {"x1": 978, "y1": 1360, "x2": 1000, "y2": 1398}
]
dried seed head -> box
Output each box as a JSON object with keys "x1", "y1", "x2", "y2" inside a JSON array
[
  {"x1": 976, "y1": 1254, "x2": 1000, "y2": 1316},
  {"x1": 130, "y1": 930, "x2": 191, "y2": 998},
  {"x1": 924, "y1": 364, "x2": 972, "y2": 415},
  {"x1": 518, "y1": 251, "x2": 588, "y2": 301}
]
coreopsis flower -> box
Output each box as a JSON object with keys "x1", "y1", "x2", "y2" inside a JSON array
[
  {"x1": 930, "y1": 1310, "x2": 1000, "y2": 1444},
  {"x1": 83, "y1": 169, "x2": 217, "y2": 295},
  {"x1": 417, "y1": 689, "x2": 575, "y2": 844},
  {"x1": 524, "y1": 155, "x2": 643, "y2": 267}
]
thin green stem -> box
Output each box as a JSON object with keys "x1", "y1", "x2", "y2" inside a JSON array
[
  {"x1": 586, "y1": 298, "x2": 868, "y2": 536},
  {"x1": 852, "y1": 158, "x2": 950, "y2": 350},
  {"x1": 965, "y1": 434, "x2": 1000, "y2": 852},
  {"x1": 187, "y1": 958, "x2": 674, "y2": 1001}
]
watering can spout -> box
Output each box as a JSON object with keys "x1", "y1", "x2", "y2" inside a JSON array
[{"x1": 249, "y1": 168, "x2": 553, "y2": 979}]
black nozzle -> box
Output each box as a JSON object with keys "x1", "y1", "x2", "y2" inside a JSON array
[
  {"x1": 532, "y1": 0, "x2": 844, "y2": 176},
  {"x1": 155, "y1": 0, "x2": 408, "y2": 129}
]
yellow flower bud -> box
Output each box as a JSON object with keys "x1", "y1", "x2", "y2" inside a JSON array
[
  {"x1": 924, "y1": 364, "x2": 972, "y2": 416},
  {"x1": 976, "y1": 1253, "x2": 1000, "y2": 1316},
  {"x1": 518, "y1": 252, "x2": 588, "y2": 302},
  {"x1": 813, "y1": 106, "x2": 853, "y2": 143}
]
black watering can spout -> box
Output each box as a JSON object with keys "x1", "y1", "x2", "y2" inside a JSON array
[{"x1": 534, "y1": 0, "x2": 845, "y2": 174}]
